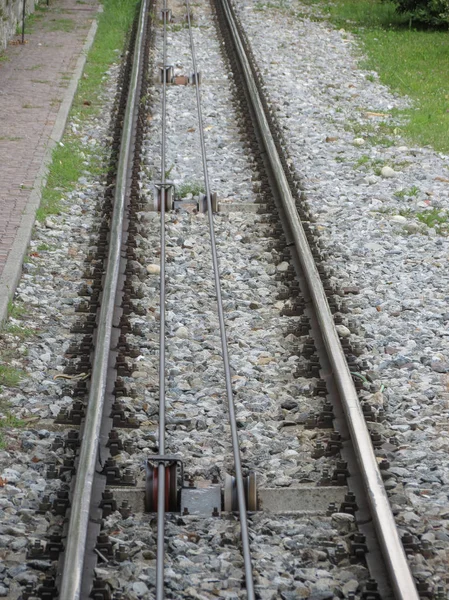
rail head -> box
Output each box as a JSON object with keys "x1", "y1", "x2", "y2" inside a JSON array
[
  {"x1": 217, "y1": 1, "x2": 419, "y2": 598},
  {"x1": 58, "y1": 1, "x2": 150, "y2": 598}
]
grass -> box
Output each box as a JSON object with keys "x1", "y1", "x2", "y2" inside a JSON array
[
  {"x1": 17, "y1": 3, "x2": 48, "y2": 34},
  {"x1": 0, "y1": 413, "x2": 26, "y2": 450},
  {"x1": 352, "y1": 154, "x2": 386, "y2": 173},
  {"x1": 46, "y1": 18, "x2": 75, "y2": 32},
  {"x1": 36, "y1": 242, "x2": 53, "y2": 251},
  {"x1": 352, "y1": 153, "x2": 411, "y2": 174},
  {"x1": 305, "y1": 0, "x2": 449, "y2": 152},
  {"x1": 34, "y1": 0, "x2": 139, "y2": 221},
  {"x1": 1, "y1": 324, "x2": 34, "y2": 339},
  {"x1": 165, "y1": 164, "x2": 175, "y2": 179},
  {"x1": 417, "y1": 208, "x2": 449, "y2": 228},
  {"x1": 255, "y1": 0, "x2": 289, "y2": 11},
  {"x1": 37, "y1": 140, "x2": 103, "y2": 220},
  {"x1": 0, "y1": 365, "x2": 24, "y2": 387},
  {"x1": 7, "y1": 301, "x2": 26, "y2": 319},
  {"x1": 394, "y1": 185, "x2": 420, "y2": 198},
  {"x1": 71, "y1": 0, "x2": 140, "y2": 118},
  {"x1": 344, "y1": 117, "x2": 400, "y2": 146},
  {"x1": 167, "y1": 23, "x2": 188, "y2": 32},
  {"x1": 177, "y1": 181, "x2": 205, "y2": 198},
  {"x1": 354, "y1": 154, "x2": 370, "y2": 168}
]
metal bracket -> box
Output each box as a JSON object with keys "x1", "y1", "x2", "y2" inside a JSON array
[
  {"x1": 147, "y1": 455, "x2": 184, "y2": 484},
  {"x1": 145, "y1": 456, "x2": 184, "y2": 513},
  {"x1": 172, "y1": 75, "x2": 190, "y2": 85},
  {"x1": 198, "y1": 192, "x2": 218, "y2": 213},
  {"x1": 173, "y1": 199, "x2": 198, "y2": 211},
  {"x1": 160, "y1": 7, "x2": 172, "y2": 22},
  {"x1": 190, "y1": 71, "x2": 202, "y2": 85},
  {"x1": 154, "y1": 181, "x2": 174, "y2": 212},
  {"x1": 160, "y1": 65, "x2": 174, "y2": 84}
]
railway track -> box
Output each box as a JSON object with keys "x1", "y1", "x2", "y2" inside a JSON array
[{"x1": 17, "y1": 0, "x2": 425, "y2": 598}]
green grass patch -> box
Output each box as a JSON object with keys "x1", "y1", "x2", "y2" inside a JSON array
[
  {"x1": 309, "y1": 0, "x2": 449, "y2": 151},
  {"x1": 18, "y1": 4, "x2": 48, "y2": 34},
  {"x1": 344, "y1": 117, "x2": 400, "y2": 146},
  {"x1": 417, "y1": 208, "x2": 448, "y2": 228},
  {"x1": 37, "y1": 140, "x2": 103, "y2": 220},
  {"x1": 2, "y1": 323, "x2": 35, "y2": 339},
  {"x1": 36, "y1": 242, "x2": 54, "y2": 251},
  {"x1": 0, "y1": 365, "x2": 24, "y2": 387},
  {"x1": 0, "y1": 413, "x2": 26, "y2": 449},
  {"x1": 35, "y1": 0, "x2": 139, "y2": 221},
  {"x1": 72, "y1": 0, "x2": 140, "y2": 117},
  {"x1": 176, "y1": 181, "x2": 206, "y2": 198},
  {"x1": 394, "y1": 185, "x2": 420, "y2": 198},
  {"x1": 167, "y1": 22, "x2": 189, "y2": 32},
  {"x1": 46, "y1": 17, "x2": 75, "y2": 32},
  {"x1": 354, "y1": 154, "x2": 370, "y2": 168},
  {"x1": 255, "y1": 0, "x2": 289, "y2": 11},
  {"x1": 7, "y1": 301, "x2": 26, "y2": 319},
  {"x1": 372, "y1": 159, "x2": 387, "y2": 175},
  {"x1": 353, "y1": 154, "x2": 388, "y2": 173}
]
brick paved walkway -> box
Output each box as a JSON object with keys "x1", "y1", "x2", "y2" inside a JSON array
[{"x1": 0, "y1": 0, "x2": 98, "y2": 302}]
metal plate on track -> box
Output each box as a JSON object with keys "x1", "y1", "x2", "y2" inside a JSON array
[{"x1": 181, "y1": 485, "x2": 221, "y2": 517}]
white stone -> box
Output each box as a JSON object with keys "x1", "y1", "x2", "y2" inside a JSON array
[
  {"x1": 353, "y1": 138, "x2": 365, "y2": 146},
  {"x1": 404, "y1": 222, "x2": 420, "y2": 233},
  {"x1": 146, "y1": 263, "x2": 160, "y2": 274},
  {"x1": 335, "y1": 324, "x2": 351, "y2": 338},
  {"x1": 365, "y1": 242, "x2": 383, "y2": 251},
  {"x1": 381, "y1": 166, "x2": 395, "y2": 178},
  {"x1": 343, "y1": 580, "x2": 359, "y2": 595},
  {"x1": 276, "y1": 261, "x2": 289, "y2": 272},
  {"x1": 391, "y1": 215, "x2": 407, "y2": 223},
  {"x1": 282, "y1": 449, "x2": 299, "y2": 458},
  {"x1": 50, "y1": 404, "x2": 61, "y2": 417},
  {"x1": 132, "y1": 582, "x2": 149, "y2": 596},
  {"x1": 369, "y1": 198, "x2": 383, "y2": 209},
  {"x1": 131, "y1": 370, "x2": 147, "y2": 379},
  {"x1": 1, "y1": 469, "x2": 20, "y2": 483},
  {"x1": 332, "y1": 512, "x2": 355, "y2": 528},
  {"x1": 44, "y1": 218, "x2": 57, "y2": 229},
  {"x1": 175, "y1": 326, "x2": 189, "y2": 339}
]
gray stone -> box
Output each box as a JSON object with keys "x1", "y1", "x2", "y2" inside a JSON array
[
  {"x1": 132, "y1": 581, "x2": 149, "y2": 596},
  {"x1": 381, "y1": 166, "x2": 396, "y2": 178}
]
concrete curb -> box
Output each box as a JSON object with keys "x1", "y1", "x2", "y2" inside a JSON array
[{"x1": 0, "y1": 12, "x2": 99, "y2": 325}]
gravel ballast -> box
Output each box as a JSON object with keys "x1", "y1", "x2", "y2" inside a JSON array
[
  {"x1": 0, "y1": 0, "x2": 448, "y2": 597},
  {"x1": 232, "y1": 0, "x2": 449, "y2": 593}
]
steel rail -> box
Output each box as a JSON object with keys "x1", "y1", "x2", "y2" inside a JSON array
[
  {"x1": 218, "y1": 1, "x2": 419, "y2": 599},
  {"x1": 155, "y1": 1, "x2": 168, "y2": 598},
  {"x1": 185, "y1": 2, "x2": 255, "y2": 598},
  {"x1": 58, "y1": 0, "x2": 149, "y2": 598}
]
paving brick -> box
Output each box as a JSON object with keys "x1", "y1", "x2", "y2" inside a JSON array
[{"x1": 0, "y1": 0, "x2": 98, "y2": 277}]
